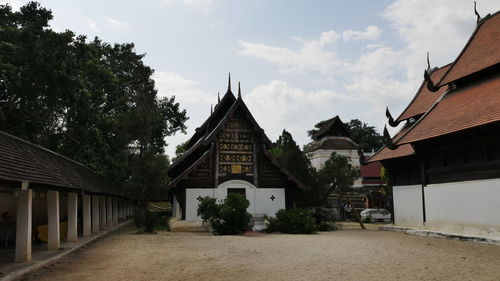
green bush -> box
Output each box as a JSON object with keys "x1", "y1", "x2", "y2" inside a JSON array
[
  {"x1": 197, "y1": 194, "x2": 252, "y2": 235},
  {"x1": 266, "y1": 208, "x2": 317, "y2": 234}
]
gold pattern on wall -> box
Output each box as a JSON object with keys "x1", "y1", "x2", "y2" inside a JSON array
[
  {"x1": 189, "y1": 157, "x2": 210, "y2": 177},
  {"x1": 220, "y1": 142, "x2": 253, "y2": 152},
  {"x1": 219, "y1": 164, "x2": 253, "y2": 174},
  {"x1": 219, "y1": 153, "x2": 253, "y2": 162},
  {"x1": 231, "y1": 165, "x2": 242, "y2": 174}
]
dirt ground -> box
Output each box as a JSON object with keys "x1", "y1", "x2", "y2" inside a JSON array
[{"x1": 26, "y1": 227, "x2": 500, "y2": 281}]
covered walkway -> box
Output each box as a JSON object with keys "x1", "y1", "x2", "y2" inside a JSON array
[{"x1": 0, "y1": 131, "x2": 135, "y2": 266}]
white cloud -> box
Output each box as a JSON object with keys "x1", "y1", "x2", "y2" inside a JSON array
[
  {"x1": 244, "y1": 80, "x2": 357, "y2": 145},
  {"x1": 153, "y1": 71, "x2": 214, "y2": 104},
  {"x1": 238, "y1": 30, "x2": 340, "y2": 75},
  {"x1": 86, "y1": 19, "x2": 99, "y2": 32},
  {"x1": 3, "y1": 0, "x2": 22, "y2": 10},
  {"x1": 105, "y1": 17, "x2": 130, "y2": 30},
  {"x1": 161, "y1": 0, "x2": 214, "y2": 13},
  {"x1": 343, "y1": 25, "x2": 382, "y2": 41}
]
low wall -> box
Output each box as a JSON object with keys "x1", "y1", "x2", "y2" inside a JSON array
[{"x1": 393, "y1": 185, "x2": 423, "y2": 227}]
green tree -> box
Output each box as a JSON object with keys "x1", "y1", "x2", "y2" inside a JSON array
[
  {"x1": 0, "y1": 2, "x2": 188, "y2": 206},
  {"x1": 345, "y1": 119, "x2": 384, "y2": 152},
  {"x1": 318, "y1": 152, "x2": 364, "y2": 229},
  {"x1": 271, "y1": 130, "x2": 320, "y2": 206}
]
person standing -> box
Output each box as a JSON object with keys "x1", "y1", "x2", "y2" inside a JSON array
[{"x1": 344, "y1": 202, "x2": 352, "y2": 222}]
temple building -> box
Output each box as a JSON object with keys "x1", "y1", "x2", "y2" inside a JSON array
[
  {"x1": 305, "y1": 116, "x2": 362, "y2": 187},
  {"x1": 168, "y1": 77, "x2": 307, "y2": 222},
  {"x1": 368, "y1": 10, "x2": 500, "y2": 236}
]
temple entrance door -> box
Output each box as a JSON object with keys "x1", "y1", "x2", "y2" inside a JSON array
[{"x1": 227, "y1": 188, "x2": 246, "y2": 198}]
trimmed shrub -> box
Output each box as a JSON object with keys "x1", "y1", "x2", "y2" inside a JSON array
[
  {"x1": 266, "y1": 208, "x2": 317, "y2": 234},
  {"x1": 197, "y1": 194, "x2": 252, "y2": 235}
]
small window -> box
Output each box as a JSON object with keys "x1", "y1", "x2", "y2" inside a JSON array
[{"x1": 228, "y1": 188, "x2": 246, "y2": 198}]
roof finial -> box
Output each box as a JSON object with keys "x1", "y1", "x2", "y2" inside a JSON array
[
  {"x1": 385, "y1": 107, "x2": 401, "y2": 127},
  {"x1": 474, "y1": 1, "x2": 481, "y2": 24},
  {"x1": 238, "y1": 81, "x2": 241, "y2": 98},
  {"x1": 426, "y1": 51, "x2": 431, "y2": 71},
  {"x1": 227, "y1": 73, "x2": 232, "y2": 93},
  {"x1": 424, "y1": 69, "x2": 440, "y2": 92},
  {"x1": 217, "y1": 91, "x2": 220, "y2": 103},
  {"x1": 210, "y1": 104, "x2": 213, "y2": 114},
  {"x1": 383, "y1": 125, "x2": 396, "y2": 150}
]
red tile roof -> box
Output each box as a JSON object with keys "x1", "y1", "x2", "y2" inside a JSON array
[
  {"x1": 361, "y1": 161, "x2": 383, "y2": 178},
  {"x1": 396, "y1": 64, "x2": 451, "y2": 122},
  {"x1": 367, "y1": 124, "x2": 415, "y2": 162},
  {"x1": 397, "y1": 75, "x2": 500, "y2": 144},
  {"x1": 438, "y1": 11, "x2": 500, "y2": 86}
]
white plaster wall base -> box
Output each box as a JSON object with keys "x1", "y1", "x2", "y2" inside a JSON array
[
  {"x1": 393, "y1": 185, "x2": 423, "y2": 227},
  {"x1": 184, "y1": 180, "x2": 286, "y2": 221},
  {"x1": 425, "y1": 179, "x2": 500, "y2": 236}
]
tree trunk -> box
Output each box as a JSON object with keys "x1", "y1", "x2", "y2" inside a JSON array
[{"x1": 345, "y1": 193, "x2": 366, "y2": 230}]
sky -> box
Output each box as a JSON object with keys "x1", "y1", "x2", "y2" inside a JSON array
[{"x1": 3, "y1": 0, "x2": 500, "y2": 158}]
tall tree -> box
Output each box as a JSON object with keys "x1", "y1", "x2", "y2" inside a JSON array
[
  {"x1": 318, "y1": 152, "x2": 364, "y2": 229},
  {"x1": 0, "y1": 2, "x2": 188, "y2": 199}
]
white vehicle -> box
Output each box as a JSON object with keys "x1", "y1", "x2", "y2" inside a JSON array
[{"x1": 360, "y1": 208, "x2": 391, "y2": 222}]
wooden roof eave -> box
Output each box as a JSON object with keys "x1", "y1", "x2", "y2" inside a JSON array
[
  {"x1": 262, "y1": 148, "x2": 310, "y2": 191},
  {"x1": 203, "y1": 97, "x2": 272, "y2": 148},
  {"x1": 168, "y1": 146, "x2": 213, "y2": 189}
]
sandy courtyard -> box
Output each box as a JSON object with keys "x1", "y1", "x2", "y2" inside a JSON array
[{"x1": 26, "y1": 227, "x2": 500, "y2": 281}]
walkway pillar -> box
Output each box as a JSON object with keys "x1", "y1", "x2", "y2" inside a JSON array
[
  {"x1": 91, "y1": 195, "x2": 100, "y2": 233},
  {"x1": 112, "y1": 197, "x2": 118, "y2": 225},
  {"x1": 67, "y1": 192, "x2": 78, "y2": 242},
  {"x1": 99, "y1": 196, "x2": 106, "y2": 230},
  {"x1": 106, "y1": 196, "x2": 113, "y2": 228},
  {"x1": 119, "y1": 199, "x2": 124, "y2": 220},
  {"x1": 82, "y1": 194, "x2": 91, "y2": 236},
  {"x1": 47, "y1": 190, "x2": 60, "y2": 250},
  {"x1": 15, "y1": 189, "x2": 32, "y2": 262}
]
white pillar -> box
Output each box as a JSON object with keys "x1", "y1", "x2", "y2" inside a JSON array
[
  {"x1": 67, "y1": 192, "x2": 78, "y2": 242},
  {"x1": 99, "y1": 196, "x2": 106, "y2": 230},
  {"x1": 106, "y1": 196, "x2": 113, "y2": 228},
  {"x1": 91, "y1": 195, "x2": 100, "y2": 233},
  {"x1": 82, "y1": 194, "x2": 91, "y2": 236},
  {"x1": 15, "y1": 189, "x2": 32, "y2": 262},
  {"x1": 112, "y1": 197, "x2": 118, "y2": 225},
  {"x1": 47, "y1": 190, "x2": 60, "y2": 250}
]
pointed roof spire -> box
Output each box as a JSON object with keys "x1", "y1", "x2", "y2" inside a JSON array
[
  {"x1": 227, "y1": 73, "x2": 232, "y2": 93},
  {"x1": 217, "y1": 92, "x2": 220, "y2": 103},
  {"x1": 210, "y1": 104, "x2": 213, "y2": 114},
  {"x1": 238, "y1": 81, "x2": 241, "y2": 98}
]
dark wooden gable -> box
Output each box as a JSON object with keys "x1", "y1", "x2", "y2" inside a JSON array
[{"x1": 314, "y1": 116, "x2": 350, "y2": 140}]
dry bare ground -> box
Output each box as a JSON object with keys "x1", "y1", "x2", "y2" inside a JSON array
[{"x1": 27, "y1": 227, "x2": 500, "y2": 281}]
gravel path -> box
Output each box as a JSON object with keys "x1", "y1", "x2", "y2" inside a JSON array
[{"x1": 27, "y1": 228, "x2": 500, "y2": 281}]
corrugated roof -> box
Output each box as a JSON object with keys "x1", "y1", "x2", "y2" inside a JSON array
[
  {"x1": 396, "y1": 64, "x2": 451, "y2": 122},
  {"x1": 438, "y1": 11, "x2": 500, "y2": 86},
  {"x1": 0, "y1": 131, "x2": 121, "y2": 195},
  {"x1": 397, "y1": 75, "x2": 500, "y2": 145}
]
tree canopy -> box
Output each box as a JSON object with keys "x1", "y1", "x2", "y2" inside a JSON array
[{"x1": 0, "y1": 2, "x2": 188, "y2": 199}]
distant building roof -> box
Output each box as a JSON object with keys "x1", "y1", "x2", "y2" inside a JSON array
[
  {"x1": 360, "y1": 161, "x2": 384, "y2": 185},
  {"x1": 312, "y1": 116, "x2": 351, "y2": 140},
  {"x1": 437, "y1": 11, "x2": 500, "y2": 87},
  {"x1": 0, "y1": 131, "x2": 121, "y2": 196},
  {"x1": 305, "y1": 137, "x2": 358, "y2": 153}
]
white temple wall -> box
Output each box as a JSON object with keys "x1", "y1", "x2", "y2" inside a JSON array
[
  {"x1": 185, "y1": 180, "x2": 286, "y2": 221},
  {"x1": 424, "y1": 179, "x2": 500, "y2": 236},
  {"x1": 393, "y1": 185, "x2": 424, "y2": 227},
  {"x1": 308, "y1": 149, "x2": 360, "y2": 170}
]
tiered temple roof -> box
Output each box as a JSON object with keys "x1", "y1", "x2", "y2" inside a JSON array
[{"x1": 369, "y1": 10, "x2": 500, "y2": 162}]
